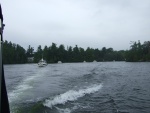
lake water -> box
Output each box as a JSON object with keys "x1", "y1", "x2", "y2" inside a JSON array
[{"x1": 4, "y1": 62, "x2": 150, "y2": 113}]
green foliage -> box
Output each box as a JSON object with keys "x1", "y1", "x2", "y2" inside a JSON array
[
  {"x1": 26, "y1": 45, "x2": 34, "y2": 57},
  {"x1": 126, "y1": 41, "x2": 150, "y2": 62},
  {"x1": 33, "y1": 44, "x2": 125, "y2": 63},
  {"x1": 3, "y1": 40, "x2": 150, "y2": 64},
  {"x1": 2, "y1": 40, "x2": 27, "y2": 64}
]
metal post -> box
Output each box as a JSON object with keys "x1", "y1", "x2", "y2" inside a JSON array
[
  {"x1": 0, "y1": 17, "x2": 2, "y2": 113},
  {"x1": 0, "y1": 4, "x2": 10, "y2": 113}
]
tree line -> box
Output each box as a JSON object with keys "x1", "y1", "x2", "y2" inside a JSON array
[
  {"x1": 3, "y1": 40, "x2": 27, "y2": 64},
  {"x1": 29, "y1": 43, "x2": 125, "y2": 63},
  {"x1": 126, "y1": 41, "x2": 150, "y2": 62},
  {"x1": 2, "y1": 40, "x2": 150, "y2": 64}
]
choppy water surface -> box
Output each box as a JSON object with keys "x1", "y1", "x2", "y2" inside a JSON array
[{"x1": 4, "y1": 62, "x2": 150, "y2": 113}]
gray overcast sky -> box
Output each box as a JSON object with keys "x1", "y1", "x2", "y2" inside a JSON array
[{"x1": 1, "y1": 0, "x2": 150, "y2": 50}]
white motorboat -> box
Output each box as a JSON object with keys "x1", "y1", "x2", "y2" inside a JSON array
[
  {"x1": 38, "y1": 58, "x2": 47, "y2": 67},
  {"x1": 58, "y1": 61, "x2": 62, "y2": 64},
  {"x1": 93, "y1": 60, "x2": 97, "y2": 62}
]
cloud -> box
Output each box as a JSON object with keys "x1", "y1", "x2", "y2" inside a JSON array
[{"x1": 1, "y1": 0, "x2": 150, "y2": 50}]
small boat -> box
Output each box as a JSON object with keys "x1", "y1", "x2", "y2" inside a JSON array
[
  {"x1": 58, "y1": 61, "x2": 62, "y2": 64},
  {"x1": 93, "y1": 60, "x2": 97, "y2": 62},
  {"x1": 38, "y1": 58, "x2": 47, "y2": 67}
]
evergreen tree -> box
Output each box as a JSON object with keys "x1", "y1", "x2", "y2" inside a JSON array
[
  {"x1": 3, "y1": 39, "x2": 150, "y2": 64},
  {"x1": 26, "y1": 45, "x2": 34, "y2": 57},
  {"x1": 3, "y1": 40, "x2": 27, "y2": 64}
]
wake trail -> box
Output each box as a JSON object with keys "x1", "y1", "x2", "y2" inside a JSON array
[
  {"x1": 8, "y1": 69, "x2": 47, "y2": 103},
  {"x1": 43, "y1": 83, "x2": 103, "y2": 108}
]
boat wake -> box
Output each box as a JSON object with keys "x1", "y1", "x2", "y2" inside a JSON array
[
  {"x1": 8, "y1": 68, "x2": 47, "y2": 103},
  {"x1": 8, "y1": 77, "x2": 34, "y2": 103},
  {"x1": 43, "y1": 83, "x2": 103, "y2": 108}
]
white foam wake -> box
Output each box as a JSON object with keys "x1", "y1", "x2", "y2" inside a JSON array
[
  {"x1": 8, "y1": 75, "x2": 39, "y2": 103},
  {"x1": 43, "y1": 84, "x2": 103, "y2": 108},
  {"x1": 8, "y1": 81, "x2": 33, "y2": 103}
]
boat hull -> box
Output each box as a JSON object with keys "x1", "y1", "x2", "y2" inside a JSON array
[{"x1": 38, "y1": 63, "x2": 47, "y2": 67}]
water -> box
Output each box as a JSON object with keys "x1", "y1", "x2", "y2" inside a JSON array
[{"x1": 4, "y1": 62, "x2": 150, "y2": 113}]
